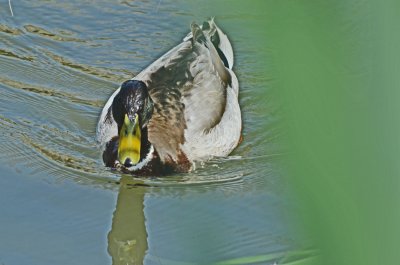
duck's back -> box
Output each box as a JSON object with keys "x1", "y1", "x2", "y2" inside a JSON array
[{"x1": 133, "y1": 20, "x2": 241, "y2": 164}]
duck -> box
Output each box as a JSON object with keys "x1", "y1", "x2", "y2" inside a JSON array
[{"x1": 96, "y1": 19, "x2": 241, "y2": 175}]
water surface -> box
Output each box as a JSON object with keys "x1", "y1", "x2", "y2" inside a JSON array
[{"x1": 0, "y1": 1, "x2": 299, "y2": 264}]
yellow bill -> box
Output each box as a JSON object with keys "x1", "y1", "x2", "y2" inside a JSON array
[{"x1": 118, "y1": 114, "x2": 141, "y2": 166}]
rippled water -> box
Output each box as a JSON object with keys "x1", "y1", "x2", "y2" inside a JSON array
[{"x1": 0, "y1": 1, "x2": 299, "y2": 264}]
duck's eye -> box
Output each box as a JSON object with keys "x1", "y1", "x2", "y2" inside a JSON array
[{"x1": 124, "y1": 129, "x2": 128, "y2": 136}]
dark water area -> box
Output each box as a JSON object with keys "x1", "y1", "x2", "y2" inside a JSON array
[{"x1": 0, "y1": 1, "x2": 301, "y2": 264}]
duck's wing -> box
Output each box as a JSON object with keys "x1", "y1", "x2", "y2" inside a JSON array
[{"x1": 134, "y1": 21, "x2": 234, "y2": 163}]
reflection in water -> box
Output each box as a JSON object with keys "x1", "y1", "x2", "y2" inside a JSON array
[{"x1": 108, "y1": 176, "x2": 148, "y2": 265}]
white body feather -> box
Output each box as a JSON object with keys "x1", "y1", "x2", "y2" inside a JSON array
[{"x1": 181, "y1": 68, "x2": 241, "y2": 160}]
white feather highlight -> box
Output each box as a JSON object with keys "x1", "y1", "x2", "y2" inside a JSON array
[{"x1": 96, "y1": 87, "x2": 120, "y2": 145}]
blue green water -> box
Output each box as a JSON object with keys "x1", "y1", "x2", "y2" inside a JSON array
[{"x1": 0, "y1": 1, "x2": 299, "y2": 264}]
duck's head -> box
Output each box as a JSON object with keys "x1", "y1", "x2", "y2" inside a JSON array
[{"x1": 112, "y1": 80, "x2": 153, "y2": 168}]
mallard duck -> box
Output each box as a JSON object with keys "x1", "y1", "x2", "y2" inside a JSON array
[{"x1": 96, "y1": 19, "x2": 241, "y2": 175}]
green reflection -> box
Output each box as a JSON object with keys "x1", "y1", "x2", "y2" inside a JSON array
[{"x1": 108, "y1": 176, "x2": 148, "y2": 265}]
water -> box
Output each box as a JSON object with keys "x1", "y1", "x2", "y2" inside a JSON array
[{"x1": 0, "y1": 1, "x2": 299, "y2": 264}]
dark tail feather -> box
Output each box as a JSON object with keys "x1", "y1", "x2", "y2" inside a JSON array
[{"x1": 190, "y1": 22, "x2": 207, "y2": 46}]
